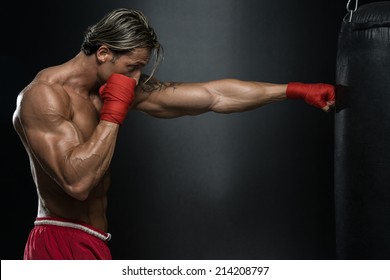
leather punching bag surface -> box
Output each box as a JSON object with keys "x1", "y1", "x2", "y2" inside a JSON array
[{"x1": 335, "y1": 1, "x2": 390, "y2": 259}]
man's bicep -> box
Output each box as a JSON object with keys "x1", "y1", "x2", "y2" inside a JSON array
[
  {"x1": 134, "y1": 76, "x2": 216, "y2": 118},
  {"x1": 24, "y1": 116, "x2": 85, "y2": 187},
  {"x1": 20, "y1": 88, "x2": 83, "y2": 177}
]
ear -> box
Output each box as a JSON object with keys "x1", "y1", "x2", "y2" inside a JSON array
[{"x1": 96, "y1": 45, "x2": 112, "y2": 64}]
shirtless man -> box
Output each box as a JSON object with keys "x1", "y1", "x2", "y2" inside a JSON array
[{"x1": 13, "y1": 8, "x2": 335, "y2": 259}]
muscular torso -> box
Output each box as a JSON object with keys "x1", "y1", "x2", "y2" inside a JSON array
[{"x1": 13, "y1": 65, "x2": 110, "y2": 231}]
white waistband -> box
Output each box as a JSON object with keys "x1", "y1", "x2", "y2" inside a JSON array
[{"x1": 34, "y1": 219, "x2": 111, "y2": 242}]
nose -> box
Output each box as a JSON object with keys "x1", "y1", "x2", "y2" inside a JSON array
[{"x1": 130, "y1": 69, "x2": 142, "y2": 85}]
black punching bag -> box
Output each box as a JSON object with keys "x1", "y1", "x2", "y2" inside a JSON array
[{"x1": 335, "y1": 1, "x2": 390, "y2": 259}]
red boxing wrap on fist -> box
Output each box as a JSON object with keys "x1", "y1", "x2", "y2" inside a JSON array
[
  {"x1": 99, "y1": 74, "x2": 137, "y2": 125},
  {"x1": 286, "y1": 82, "x2": 335, "y2": 110}
]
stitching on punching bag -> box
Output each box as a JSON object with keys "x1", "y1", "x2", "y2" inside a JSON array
[{"x1": 352, "y1": 21, "x2": 390, "y2": 31}]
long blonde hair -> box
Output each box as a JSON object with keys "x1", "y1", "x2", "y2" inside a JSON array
[{"x1": 81, "y1": 8, "x2": 163, "y2": 82}]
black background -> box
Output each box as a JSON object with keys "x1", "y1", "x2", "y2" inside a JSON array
[{"x1": 0, "y1": 0, "x2": 381, "y2": 260}]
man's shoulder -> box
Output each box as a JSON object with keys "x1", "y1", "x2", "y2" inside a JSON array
[
  {"x1": 19, "y1": 74, "x2": 70, "y2": 114},
  {"x1": 23, "y1": 67, "x2": 67, "y2": 97},
  {"x1": 21, "y1": 80, "x2": 58, "y2": 101}
]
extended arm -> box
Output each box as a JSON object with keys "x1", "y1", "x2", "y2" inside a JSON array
[{"x1": 134, "y1": 76, "x2": 335, "y2": 118}]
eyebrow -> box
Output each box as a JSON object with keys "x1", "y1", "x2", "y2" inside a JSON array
[{"x1": 132, "y1": 58, "x2": 149, "y2": 66}]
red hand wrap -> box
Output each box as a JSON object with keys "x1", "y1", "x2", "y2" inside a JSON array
[
  {"x1": 286, "y1": 82, "x2": 335, "y2": 109},
  {"x1": 99, "y1": 74, "x2": 137, "y2": 125}
]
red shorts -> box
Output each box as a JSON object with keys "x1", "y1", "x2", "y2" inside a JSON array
[{"x1": 24, "y1": 217, "x2": 112, "y2": 260}]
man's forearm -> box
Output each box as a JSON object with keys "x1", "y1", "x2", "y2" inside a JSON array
[
  {"x1": 205, "y1": 79, "x2": 287, "y2": 113},
  {"x1": 51, "y1": 120, "x2": 119, "y2": 200}
]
